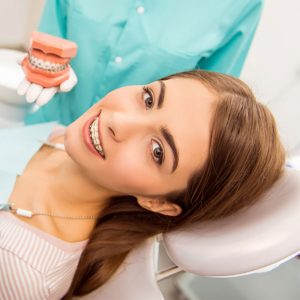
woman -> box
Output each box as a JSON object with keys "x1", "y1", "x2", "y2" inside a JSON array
[{"x1": 0, "y1": 70, "x2": 285, "y2": 299}]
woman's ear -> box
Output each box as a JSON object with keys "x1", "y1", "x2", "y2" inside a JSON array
[{"x1": 137, "y1": 197, "x2": 182, "y2": 216}]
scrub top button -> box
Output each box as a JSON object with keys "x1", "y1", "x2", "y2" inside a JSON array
[
  {"x1": 114, "y1": 56, "x2": 123, "y2": 64},
  {"x1": 136, "y1": 6, "x2": 145, "y2": 14}
]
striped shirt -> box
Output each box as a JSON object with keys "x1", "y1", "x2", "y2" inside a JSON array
[{"x1": 0, "y1": 212, "x2": 87, "y2": 299}]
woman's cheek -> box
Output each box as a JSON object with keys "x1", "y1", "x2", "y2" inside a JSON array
[{"x1": 108, "y1": 153, "x2": 155, "y2": 194}]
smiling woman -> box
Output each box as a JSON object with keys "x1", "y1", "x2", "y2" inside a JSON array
[
  {"x1": 59, "y1": 69, "x2": 286, "y2": 298},
  {"x1": 0, "y1": 69, "x2": 286, "y2": 299}
]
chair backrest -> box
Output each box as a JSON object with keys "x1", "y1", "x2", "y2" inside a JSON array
[
  {"x1": 82, "y1": 236, "x2": 164, "y2": 300},
  {"x1": 162, "y1": 167, "x2": 300, "y2": 277}
]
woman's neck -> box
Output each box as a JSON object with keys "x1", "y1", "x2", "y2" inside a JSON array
[
  {"x1": 40, "y1": 149, "x2": 111, "y2": 217},
  {"x1": 9, "y1": 136, "x2": 114, "y2": 242}
]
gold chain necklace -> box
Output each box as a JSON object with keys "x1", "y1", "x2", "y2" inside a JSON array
[{"x1": 0, "y1": 139, "x2": 99, "y2": 220}]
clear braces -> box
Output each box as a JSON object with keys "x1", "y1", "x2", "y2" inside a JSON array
[
  {"x1": 28, "y1": 53, "x2": 68, "y2": 72},
  {"x1": 89, "y1": 118, "x2": 105, "y2": 157}
]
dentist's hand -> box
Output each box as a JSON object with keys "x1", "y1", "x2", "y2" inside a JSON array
[{"x1": 16, "y1": 54, "x2": 78, "y2": 106}]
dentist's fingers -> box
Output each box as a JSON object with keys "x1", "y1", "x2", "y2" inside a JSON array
[
  {"x1": 17, "y1": 78, "x2": 31, "y2": 95},
  {"x1": 26, "y1": 84, "x2": 43, "y2": 103},
  {"x1": 59, "y1": 67, "x2": 78, "y2": 92},
  {"x1": 36, "y1": 87, "x2": 59, "y2": 106}
]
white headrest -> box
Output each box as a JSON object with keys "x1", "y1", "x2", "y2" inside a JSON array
[{"x1": 162, "y1": 167, "x2": 300, "y2": 277}]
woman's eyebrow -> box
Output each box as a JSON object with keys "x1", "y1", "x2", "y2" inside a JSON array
[
  {"x1": 156, "y1": 80, "x2": 179, "y2": 173},
  {"x1": 160, "y1": 126, "x2": 179, "y2": 173},
  {"x1": 157, "y1": 80, "x2": 166, "y2": 108}
]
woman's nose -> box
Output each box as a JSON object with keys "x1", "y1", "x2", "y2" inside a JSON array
[{"x1": 107, "y1": 111, "x2": 150, "y2": 142}]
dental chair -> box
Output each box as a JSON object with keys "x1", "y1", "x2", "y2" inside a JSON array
[{"x1": 81, "y1": 165, "x2": 300, "y2": 300}]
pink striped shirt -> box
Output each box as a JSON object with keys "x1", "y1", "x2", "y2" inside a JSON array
[{"x1": 0, "y1": 212, "x2": 87, "y2": 299}]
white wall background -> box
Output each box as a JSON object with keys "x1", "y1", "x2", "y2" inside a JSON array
[
  {"x1": 0, "y1": 0, "x2": 44, "y2": 49},
  {"x1": 241, "y1": 0, "x2": 300, "y2": 156}
]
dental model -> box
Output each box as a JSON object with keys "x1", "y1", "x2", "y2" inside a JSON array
[{"x1": 21, "y1": 31, "x2": 77, "y2": 88}]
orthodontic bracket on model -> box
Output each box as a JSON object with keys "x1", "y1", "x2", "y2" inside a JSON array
[{"x1": 21, "y1": 31, "x2": 78, "y2": 88}]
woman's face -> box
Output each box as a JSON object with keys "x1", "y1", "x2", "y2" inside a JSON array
[{"x1": 64, "y1": 77, "x2": 216, "y2": 198}]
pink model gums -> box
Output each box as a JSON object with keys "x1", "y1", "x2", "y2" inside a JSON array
[{"x1": 21, "y1": 31, "x2": 78, "y2": 88}]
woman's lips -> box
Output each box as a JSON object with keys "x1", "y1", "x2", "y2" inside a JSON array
[{"x1": 82, "y1": 111, "x2": 105, "y2": 159}]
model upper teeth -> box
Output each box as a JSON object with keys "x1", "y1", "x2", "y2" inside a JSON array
[
  {"x1": 28, "y1": 54, "x2": 68, "y2": 72},
  {"x1": 89, "y1": 117, "x2": 105, "y2": 157}
]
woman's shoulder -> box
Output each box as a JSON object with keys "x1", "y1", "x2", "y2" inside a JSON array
[
  {"x1": 0, "y1": 247, "x2": 50, "y2": 299},
  {"x1": 0, "y1": 212, "x2": 85, "y2": 258},
  {"x1": 0, "y1": 211, "x2": 84, "y2": 298}
]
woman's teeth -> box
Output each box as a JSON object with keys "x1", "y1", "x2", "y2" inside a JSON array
[{"x1": 89, "y1": 117, "x2": 105, "y2": 158}]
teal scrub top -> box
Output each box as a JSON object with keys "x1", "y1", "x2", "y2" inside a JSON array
[{"x1": 24, "y1": 0, "x2": 263, "y2": 126}]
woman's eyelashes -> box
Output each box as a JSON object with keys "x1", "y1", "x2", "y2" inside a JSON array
[
  {"x1": 151, "y1": 139, "x2": 164, "y2": 165},
  {"x1": 142, "y1": 86, "x2": 155, "y2": 109}
]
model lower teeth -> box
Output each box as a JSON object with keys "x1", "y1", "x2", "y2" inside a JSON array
[{"x1": 89, "y1": 117, "x2": 105, "y2": 157}]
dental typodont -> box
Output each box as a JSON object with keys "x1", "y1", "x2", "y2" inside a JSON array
[{"x1": 21, "y1": 31, "x2": 78, "y2": 88}]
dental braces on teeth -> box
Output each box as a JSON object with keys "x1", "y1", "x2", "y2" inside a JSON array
[
  {"x1": 28, "y1": 53, "x2": 69, "y2": 72},
  {"x1": 89, "y1": 117, "x2": 105, "y2": 158}
]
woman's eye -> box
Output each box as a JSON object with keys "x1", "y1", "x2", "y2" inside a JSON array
[
  {"x1": 151, "y1": 140, "x2": 164, "y2": 165},
  {"x1": 142, "y1": 86, "x2": 154, "y2": 109}
]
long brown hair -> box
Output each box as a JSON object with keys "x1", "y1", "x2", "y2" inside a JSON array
[{"x1": 62, "y1": 70, "x2": 286, "y2": 298}]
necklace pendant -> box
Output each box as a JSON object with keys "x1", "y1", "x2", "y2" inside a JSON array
[{"x1": 0, "y1": 203, "x2": 12, "y2": 212}]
